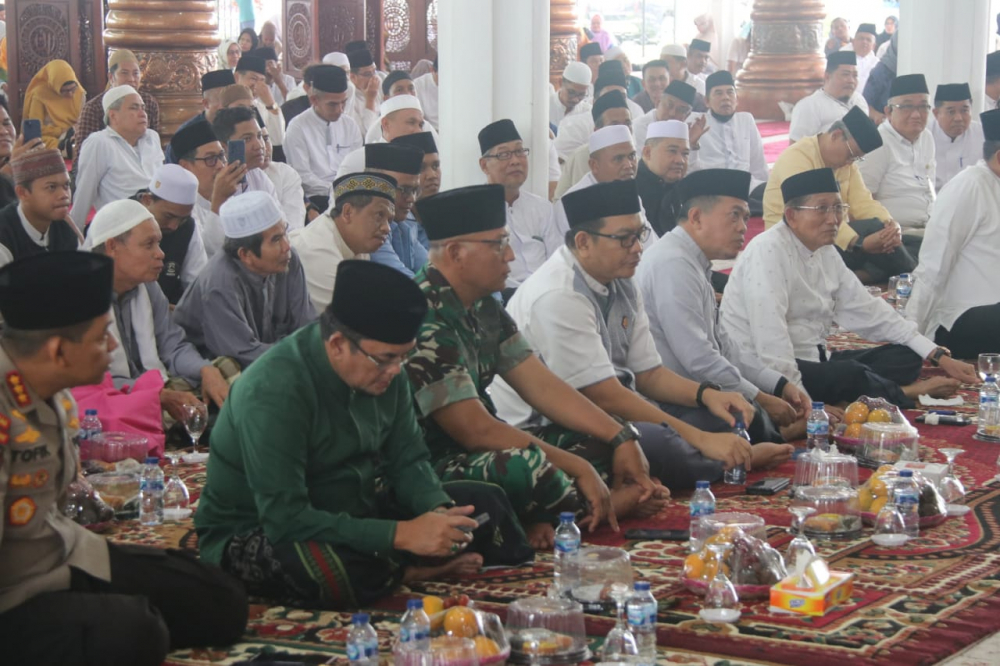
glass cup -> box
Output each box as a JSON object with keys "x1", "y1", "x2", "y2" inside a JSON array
[
  {"x1": 699, "y1": 542, "x2": 740, "y2": 623},
  {"x1": 866, "y1": 286, "x2": 883, "y2": 300},
  {"x1": 787, "y1": 506, "x2": 817, "y2": 565},
  {"x1": 872, "y1": 479, "x2": 909, "y2": 546},
  {"x1": 183, "y1": 402, "x2": 209, "y2": 463},
  {"x1": 162, "y1": 449, "x2": 191, "y2": 521},
  {"x1": 939, "y1": 448, "x2": 969, "y2": 516},
  {"x1": 887, "y1": 275, "x2": 900, "y2": 304},
  {"x1": 979, "y1": 353, "x2": 1000, "y2": 381},
  {"x1": 600, "y1": 583, "x2": 639, "y2": 662}
]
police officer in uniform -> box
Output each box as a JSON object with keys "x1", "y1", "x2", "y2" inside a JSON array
[{"x1": 0, "y1": 252, "x2": 247, "y2": 665}]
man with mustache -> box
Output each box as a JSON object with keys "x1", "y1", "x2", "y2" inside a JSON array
[
  {"x1": 928, "y1": 83, "x2": 983, "y2": 191},
  {"x1": 789, "y1": 51, "x2": 870, "y2": 143}
]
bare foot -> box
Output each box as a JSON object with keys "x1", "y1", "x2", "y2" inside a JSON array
[
  {"x1": 903, "y1": 376, "x2": 961, "y2": 400},
  {"x1": 750, "y1": 442, "x2": 795, "y2": 470},
  {"x1": 526, "y1": 522, "x2": 555, "y2": 550},
  {"x1": 611, "y1": 483, "x2": 669, "y2": 519},
  {"x1": 402, "y1": 553, "x2": 484, "y2": 584}
]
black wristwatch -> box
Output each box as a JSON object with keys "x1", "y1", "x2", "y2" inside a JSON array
[
  {"x1": 928, "y1": 346, "x2": 951, "y2": 367},
  {"x1": 696, "y1": 381, "x2": 722, "y2": 408},
  {"x1": 607, "y1": 423, "x2": 641, "y2": 449}
]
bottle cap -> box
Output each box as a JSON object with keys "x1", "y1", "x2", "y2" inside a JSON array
[
  {"x1": 811, "y1": 401, "x2": 824, "y2": 409},
  {"x1": 695, "y1": 480, "x2": 710, "y2": 489},
  {"x1": 634, "y1": 581, "x2": 651, "y2": 591},
  {"x1": 353, "y1": 613, "x2": 370, "y2": 624},
  {"x1": 145, "y1": 457, "x2": 159, "y2": 465},
  {"x1": 559, "y1": 511, "x2": 576, "y2": 522},
  {"x1": 407, "y1": 599, "x2": 424, "y2": 610},
  {"x1": 85, "y1": 409, "x2": 98, "y2": 415},
  {"x1": 899, "y1": 470, "x2": 913, "y2": 477}
]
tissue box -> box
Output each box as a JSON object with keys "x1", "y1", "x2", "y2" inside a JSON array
[
  {"x1": 770, "y1": 571, "x2": 853, "y2": 616},
  {"x1": 894, "y1": 461, "x2": 948, "y2": 487}
]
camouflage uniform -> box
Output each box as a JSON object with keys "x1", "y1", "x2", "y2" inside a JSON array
[{"x1": 407, "y1": 265, "x2": 582, "y2": 525}]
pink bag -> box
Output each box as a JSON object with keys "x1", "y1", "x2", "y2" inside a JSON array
[{"x1": 70, "y1": 371, "x2": 166, "y2": 457}]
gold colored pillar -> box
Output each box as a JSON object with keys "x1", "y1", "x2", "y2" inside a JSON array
[
  {"x1": 104, "y1": 0, "x2": 221, "y2": 143},
  {"x1": 549, "y1": 0, "x2": 579, "y2": 87},
  {"x1": 736, "y1": 0, "x2": 826, "y2": 120}
]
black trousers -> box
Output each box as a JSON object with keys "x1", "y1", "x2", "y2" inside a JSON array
[
  {"x1": 796, "y1": 344, "x2": 923, "y2": 408},
  {"x1": 837, "y1": 218, "x2": 917, "y2": 284},
  {"x1": 935, "y1": 303, "x2": 1000, "y2": 359},
  {"x1": 0, "y1": 543, "x2": 248, "y2": 666}
]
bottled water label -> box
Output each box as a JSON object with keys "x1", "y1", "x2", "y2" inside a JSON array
[
  {"x1": 806, "y1": 421, "x2": 829, "y2": 436},
  {"x1": 555, "y1": 536, "x2": 580, "y2": 553},
  {"x1": 690, "y1": 503, "x2": 714, "y2": 517},
  {"x1": 347, "y1": 640, "x2": 377, "y2": 661},
  {"x1": 896, "y1": 284, "x2": 912, "y2": 298},
  {"x1": 980, "y1": 394, "x2": 998, "y2": 405},
  {"x1": 400, "y1": 627, "x2": 428, "y2": 643},
  {"x1": 627, "y1": 602, "x2": 657, "y2": 627}
]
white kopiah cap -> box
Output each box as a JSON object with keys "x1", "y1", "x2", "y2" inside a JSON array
[
  {"x1": 604, "y1": 46, "x2": 625, "y2": 60},
  {"x1": 660, "y1": 44, "x2": 687, "y2": 58},
  {"x1": 220, "y1": 191, "x2": 283, "y2": 239},
  {"x1": 646, "y1": 120, "x2": 689, "y2": 141},
  {"x1": 380, "y1": 94, "x2": 422, "y2": 117},
  {"x1": 589, "y1": 125, "x2": 633, "y2": 154},
  {"x1": 562, "y1": 61, "x2": 592, "y2": 87},
  {"x1": 323, "y1": 52, "x2": 350, "y2": 69},
  {"x1": 102, "y1": 85, "x2": 140, "y2": 115},
  {"x1": 84, "y1": 199, "x2": 154, "y2": 249},
  {"x1": 148, "y1": 164, "x2": 199, "y2": 206}
]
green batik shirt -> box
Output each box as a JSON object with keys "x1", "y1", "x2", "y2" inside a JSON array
[{"x1": 407, "y1": 264, "x2": 534, "y2": 461}]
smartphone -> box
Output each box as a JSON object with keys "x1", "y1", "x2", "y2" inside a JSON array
[
  {"x1": 227, "y1": 139, "x2": 246, "y2": 167},
  {"x1": 22, "y1": 119, "x2": 41, "y2": 143},
  {"x1": 458, "y1": 512, "x2": 490, "y2": 533},
  {"x1": 746, "y1": 477, "x2": 791, "y2": 496},
  {"x1": 624, "y1": 528, "x2": 690, "y2": 541}
]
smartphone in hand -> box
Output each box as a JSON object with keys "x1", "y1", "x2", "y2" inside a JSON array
[{"x1": 22, "y1": 119, "x2": 42, "y2": 143}]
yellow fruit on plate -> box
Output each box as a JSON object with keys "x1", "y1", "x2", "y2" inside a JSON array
[
  {"x1": 684, "y1": 553, "x2": 705, "y2": 580},
  {"x1": 474, "y1": 636, "x2": 501, "y2": 658},
  {"x1": 869, "y1": 477, "x2": 888, "y2": 498},
  {"x1": 844, "y1": 423, "x2": 864, "y2": 439},
  {"x1": 423, "y1": 595, "x2": 445, "y2": 616},
  {"x1": 845, "y1": 402, "x2": 870, "y2": 424},
  {"x1": 857, "y1": 488, "x2": 873, "y2": 511},
  {"x1": 876, "y1": 465, "x2": 896, "y2": 475},
  {"x1": 870, "y1": 496, "x2": 888, "y2": 514},
  {"x1": 444, "y1": 606, "x2": 479, "y2": 638},
  {"x1": 868, "y1": 408, "x2": 892, "y2": 423}
]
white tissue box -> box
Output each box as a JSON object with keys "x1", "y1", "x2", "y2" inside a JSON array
[{"x1": 894, "y1": 461, "x2": 948, "y2": 486}]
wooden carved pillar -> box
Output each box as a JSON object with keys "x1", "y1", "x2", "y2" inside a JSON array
[
  {"x1": 104, "y1": 0, "x2": 221, "y2": 143},
  {"x1": 736, "y1": 0, "x2": 826, "y2": 120},
  {"x1": 284, "y1": 0, "x2": 320, "y2": 79},
  {"x1": 549, "y1": 0, "x2": 579, "y2": 88}
]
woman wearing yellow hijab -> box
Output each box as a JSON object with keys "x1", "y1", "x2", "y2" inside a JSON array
[{"x1": 22, "y1": 59, "x2": 86, "y2": 150}]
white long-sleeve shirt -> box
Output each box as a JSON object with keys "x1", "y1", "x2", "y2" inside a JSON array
[
  {"x1": 858, "y1": 121, "x2": 936, "y2": 232},
  {"x1": 505, "y1": 190, "x2": 559, "y2": 288},
  {"x1": 268, "y1": 73, "x2": 297, "y2": 106},
  {"x1": 788, "y1": 88, "x2": 869, "y2": 142},
  {"x1": 284, "y1": 107, "x2": 363, "y2": 197},
  {"x1": 719, "y1": 221, "x2": 937, "y2": 392},
  {"x1": 193, "y1": 194, "x2": 224, "y2": 259},
  {"x1": 686, "y1": 111, "x2": 769, "y2": 192},
  {"x1": 289, "y1": 212, "x2": 367, "y2": 312},
  {"x1": 254, "y1": 98, "x2": 286, "y2": 147},
  {"x1": 264, "y1": 161, "x2": 307, "y2": 231},
  {"x1": 345, "y1": 89, "x2": 379, "y2": 136},
  {"x1": 928, "y1": 117, "x2": 983, "y2": 191},
  {"x1": 72, "y1": 128, "x2": 164, "y2": 222},
  {"x1": 553, "y1": 97, "x2": 644, "y2": 160},
  {"x1": 907, "y1": 161, "x2": 1000, "y2": 337},
  {"x1": 364, "y1": 116, "x2": 440, "y2": 145},
  {"x1": 549, "y1": 86, "x2": 591, "y2": 127},
  {"x1": 413, "y1": 73, "x2": 439, "y2": 131}
]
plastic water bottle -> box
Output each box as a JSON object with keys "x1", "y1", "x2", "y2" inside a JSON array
[
  {"x1": 806, "y1": 402, "x2": 830, "y2": 453},
  {"x1": 977, "y1": 374, "x2": 1000, "y2": 440},
  {"x1": 689, "y1": 480, "x2": 716, "y2": 553},
  {"x1": 139, "y1": 457, "x2": 164, "y2": 526},
  {"x1": 894, "y1": 470, "x2": 920, "y2": 538},
  {"x1": 346, "y1": 613, "x2": 379, "y2": 665},
  {"x1": 724, "y1": 419, "x2": 749, "y2": 485},
  {"x1": 78, "y1": 409, "x2": 102, "y2": 459},
  {"x1": 627, "y1": 581, "x2": 657, "y2": 663},
  {"x1": 895, "y1": 273, "x2": 913, "y2": 313},
  {"x1": 553, "y1": 512, "x2": 581, "y2": 596},
  {"x1": 399, "y1": 599, "x2": 431, "y2": 652}
]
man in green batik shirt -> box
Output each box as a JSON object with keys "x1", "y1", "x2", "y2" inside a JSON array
[
  {"x1": 196, "y1": 259, "x2": 531, "y2": 609},
  {"x1": 406, "y1": 184, "x2": 669, "y2": 550}
]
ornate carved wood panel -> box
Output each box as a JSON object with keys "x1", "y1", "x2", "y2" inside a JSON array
[
  {"x1": 284, "y1": 0, "x2": 320, "y2": 78},
  {"x1": 382, "y1": 0, "x2": 437, "y2": 72}
]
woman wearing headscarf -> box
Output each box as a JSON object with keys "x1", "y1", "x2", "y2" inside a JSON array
[
  {"x1": 219, "y1": 39, "x2": 241, "y2": 71},
  {"x1": 876, "y1": 16, "x2": 896, "y2": 51},
  {"x1": 237, "y1": 27, "x2": 258, "y2": 53},
  {"x1": 22, "y1": 59, "x2": 85, "y2": 150}
]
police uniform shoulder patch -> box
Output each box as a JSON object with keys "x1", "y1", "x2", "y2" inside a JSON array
[
  {"x1": 14, "y1": 427, "x2": 41, "y2": 445},
  {"x1": 5, "y1": 372, "x2": 31, "y2": 408},
  {"x1": 9, "y1": 473, "x2": 31, "y2": 489}
]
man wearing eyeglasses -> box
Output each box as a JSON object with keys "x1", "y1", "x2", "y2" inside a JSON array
[
  {"x1": 859, "y1": 74, "x2": 937, "y2": 258},
  {"x1": 336, "y1": 95, "x2": 428, "y2": 180},
  {"x1": 789, "y1": 51, "x2": 870, "y2": 143},
  {"x1": 550, "y1": 62, "x2": 593, "y2": 127},
  {"x1": 345, "y1": 47, "x2": 382, "y2": 135},
  {"x1": 366, "y1": 143, "x2": 427, "y2": 277},
  {"x1": 555, "y1": 90, "x2": 635, "y2": 200},
  {"x1": 928, "y1": 83, "x2": 983, "y2": 191},
  {"x1": 407, "y1": 185, "x2": 666, "y2": 550},
  {"x1": 721, "y1": 168, "x2": 977, "y2": 409},
  {"x1": 764, "y1": 106, "x2": 915, "y2": 284},
  {"x1": 633, "y1": 79, "x2": 700, "y2": 148}
]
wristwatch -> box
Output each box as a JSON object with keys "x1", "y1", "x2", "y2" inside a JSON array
[
  {"x1": 607, "y1": 423, "x2": 641, "y2": 449},
  {"x1": 265, "y1": 104, "x2": 277, "y2": 111},
  {"x1": 696, "y1": 381, "x2": 722, "y2": 408},
  {"x1": 928, "y1": 346, "x2": 951, "y2": 367}
]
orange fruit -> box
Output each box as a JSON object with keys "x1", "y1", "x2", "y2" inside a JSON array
[
  {"x1": 683, "y1": 553, "x2": 705, "y2": 580},
  {"x1": 474, "y1": 636, "x2": 500, "y2": 658},
  {"x1": 845, "y1": 402, "x2": 870, "y2": 424},
  {"x1": 857, "y1": 488, "x2": 873, "y2": 511},
  {"x1": 423, "y1": 595, "x2": 445, "y2": 616},
  {"x1": 443, "y1": 606, "x2": 479, "y2": 638},
  {"x1": 870, "y1": 496, "x2": 888, "y2": 514},
  {"x1": 868, "y1": 477, "x2": 887, "y2": 498},
  {"x1": 844, "y1": 423, "x2": 864, "y2": 439},
  {"x1": 867, "y1": 408, "x2": 892, "y2": 423}
]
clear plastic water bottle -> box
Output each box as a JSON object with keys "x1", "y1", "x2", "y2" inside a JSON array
[
  {"x1": 724, "y1": 419, "x2": 749, "y2": 485},
  {"x1": 139, "y1": 457, "x2": 164, "y2": 526},
  {"x1": 689, "y1": 480, "x2": 716, "y2": 553},
  {"x1": 977, "y1": 374, "x2": 1000, "y2": 440},
  {"x1": 346, "y1": 613, "x2": 379, "y2": 665},
  {"x1": 895, "y1": 273, "x2": 913, "y2": 313},
  {"x1": 626, "y1": 581, "x2": 657, "y2": 663},
  {"x1": 78, "y1": 409, "x2": 102, "y2": 459},
  {"x1": 894, "y1": 470, "x2": 920, "y2": 538},
  {"x1": 399, "y1": 599, "x2": 431, "y2": 652},
  {"x1": 806, "y1": 402, "x2": 830, "y2": 453},
  {"x1": 553, "y1": 511, "x2": 581, "y2": 597}
]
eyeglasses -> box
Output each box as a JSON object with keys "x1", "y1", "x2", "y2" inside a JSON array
[
  {"x1": 845, "y1": 139, "x2": 865, "y2": 164},
  {"x1": 397, "y1": 185, "x2": 422, "y2": 198},
  {"x1": 464, "y1": 234, "x2": 511, "y2": 253},
  {"x1": 191, "y1": 152, "x2": 227, "y2": 167},
  {"x1": 889, "y1": 103, "x2": 931, "y2": 115},
  {"x1": 483, "y1": 148, "x2": 530, "y2": 161},
  {"x1": 793, "y1": 204, "x2": 851, "y2": 219},
  {"x1": 344, "y1": 333, "x2": 415, "y2": 371},
  {"x1": 588, "y1": 225, "x2": 651, "y2": 248}
]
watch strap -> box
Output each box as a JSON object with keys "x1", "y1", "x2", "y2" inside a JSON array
[{"x1": 696, "y1": 381, "x2": 721, "y2": 408}]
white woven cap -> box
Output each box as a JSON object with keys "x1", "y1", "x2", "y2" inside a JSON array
[
  {"x1": 646, "y1": 120, "x2": 689, "y2": 141},
  {"x1": 220, "y1": 191, "x2": 283, "y2": 239},
  {"x1": 589, "y1": 125, "x2": 633, "y2": 154},
  {"x1": 563, "y1": 61, "x2": 592, "y2": 86},
  {"x1": 85, "y1": 199, "x2": 154, "y2": 249},
  {"x1": 103, "y1": 85, "x2": 139, "y2": 115},
  {"x1": 323, "y1": 52, "x2": 350, "y2": 69},
  {"x1": 148, "y1": 164, "x2": 198, "y2": 206},
  {"x1": 660, "y1": 44, "x2": 687, "y2": 58},
  {"x1": 605, "y1": 46, "x2": 625, "y2": 60},
  {"x1": 380, "y1": 94, "x2": 422, "y2": 117}
]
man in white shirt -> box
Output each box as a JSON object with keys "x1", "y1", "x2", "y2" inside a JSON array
[
  {"x1": 929, "y1": 83, "x2": 983, "y2": 191},
  {"x1": 493, "y1": 179, "x2": 791, "y2": 489},
  {"x1": 477, "y1": 119, "x2": 559, "y2": 295},
  {"x1": 859, "y1": 74, "x2": 936, "y2": 258},
  {"x1": 337, "y1": 95, "x2": 427, "y2": 180},
  {"x1": 555, "y1": 65, "x2": 644, "y2": 162},
  {"x1": 555, "y1": 91, "x2": 633, "y2": 199},
  {"x1": 210, "y1": 106, "x2": 279, "y2": 204},
  {"x1": 413, "y1": 56, "x2": 439, "y2": 131},
  {"x1": 986, "y1": 51, "x2": 1000, "y2": 109},
  {"x1": 261, "y1": 126, "x2": 306, "y2": 230},
  {"x1": 345, "y1": 47, "x2": 381, "y2": 135},
  {"x1": 580, "y1": 42, "x2": 604, "y2": 84},
  {"x1": 629, "y1": 59, "x2": 670, "y2": 114},
  {"x1": 364, "y1": 75, "x2": 441, "y2": 144},
  {"x1": 633, "y1": 80, "x2": 698, "y2": 148},
  {"x1": 284, "y1": 65, "x2": 361, "y2": 214},
  {"x1": 635, "y1": 120, "x2": 690, "y2": 237},
  {"x1": 720, "y1": 168, "x2": 977, "y2": 408},
  {"x1": 845, "y1": 23, "x2": 879, "y2": 94},
  {"x1": 688, "y1": 71, "x2": 769, "y2": 200},
  {"x1": 660, "y1": 44, "x2": 707, "y2": 102},
  {"x1": 254, "y1": 46, "x2": 295, "y2": 106},
  {"x1": 234, "y1": 55, "x2": 286, "y2": 154},
  {"x1": 906, "y1": 109, "x2": 1000, "y2": 359},
  {"x1": 687, "y1": 39, "x2": 712, "y2": 80},
  {"x1": 72, "y1": 85, "x2": 164, "y2": 224},
  {"x1": 290, "y1": 172, "x2": 395, "y2": 311},
  {"x1": 550, "y1": 62, "x2": 593, "y2": 128},
  {"x1": 789, "y1": 51, "x2": 870, "y2": 142}
]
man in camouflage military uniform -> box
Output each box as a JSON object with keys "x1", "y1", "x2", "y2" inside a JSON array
[
  {"x1": 407, "y1": 185, "x2": 668, "y2": 549},
  {"x1": 0, "y1": 252, "x2": 246, "y2": 665}
]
